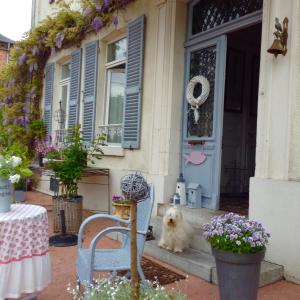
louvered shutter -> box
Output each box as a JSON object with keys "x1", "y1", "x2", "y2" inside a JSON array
[
  {"x1": 82, "y1": 41, "x2": 98, "y2": 142},
  {"x1": 68, "y1": 49, "x2": 82, "y2": 129},
  {"x1": 122, "y1": 15, "x2": 145, "y2": 149},
  {"x1": 44, "y1": 63, "x2": 54, "y2": 136}
]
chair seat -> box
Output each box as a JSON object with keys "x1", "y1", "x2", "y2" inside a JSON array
[{"x1": 77, "y1": 248, "x2": 131, "y2": 282}]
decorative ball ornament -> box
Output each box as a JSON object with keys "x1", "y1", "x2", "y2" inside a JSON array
[
  {"x1": 121, "y1": 172, "x2": 149, "y2": 202},
  {"x1": 186, "y1": 75, "x2": 210, "y2": 124}
]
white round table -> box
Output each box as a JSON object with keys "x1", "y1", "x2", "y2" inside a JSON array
[{"x1": 0, "y1": 204, "x2": 51, "y2": 299}]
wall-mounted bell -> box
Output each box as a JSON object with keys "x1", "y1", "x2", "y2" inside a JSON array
[
  {"x1": 267, "y1": 17, "x2": 288, "y2": 58},
  {"x1": 267, "y1": 39, "x2": 285, "y2": 57}
]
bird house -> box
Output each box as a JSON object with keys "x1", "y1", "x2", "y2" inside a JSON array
[{"x1": 186, "y1": 183, "x2": 202, "y2": 208}]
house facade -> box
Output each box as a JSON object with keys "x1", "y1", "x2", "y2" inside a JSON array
[
  {"x1": 0, "y1": 34, "x2": 14, "y2": 70},
  {"x1": 33, "y1": 0, "x2": 300, "y2": 283}
]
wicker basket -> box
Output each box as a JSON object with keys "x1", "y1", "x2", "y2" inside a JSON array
[{"x1": 53, "y1": 195, "x2": 83, "y2": 234}]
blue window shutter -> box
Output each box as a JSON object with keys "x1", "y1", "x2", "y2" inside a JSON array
[
  {"x1": 44, "y1": 63, "x2": 54, "y2": 136},
  {"x1": 68, "y1": 49, "x2": 82, "y2": 129},
  {"x1": 83, "y1": 41, "x2": 98, "y2": 142},
  {"x1": 122, "y1": 15, "x2": 145, "y2": 149}
]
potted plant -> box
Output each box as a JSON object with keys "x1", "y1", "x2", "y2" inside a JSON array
[
  {"x1": 112, "y1": 194, "x2": 131, "y2": 220},
  {"x1": 47, "y1": 125, "x2": 105, "y2": 232},
  {"x1": 35, "y1": 140, "x2": 57, "y2": 167},
  {"x1": 203, "y1": 213, "x2": 271, "y2": 300},
  {"x1": 0, "y1": 154, "x2": 33, "y2": 212}
]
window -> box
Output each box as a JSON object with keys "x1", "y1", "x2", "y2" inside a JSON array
[
  {"x1": 59, "y1": 62, "x2": 70, "y2": 129},
  {"x1": 101, "y1": 38, "x2": 127, "y2": 145}
]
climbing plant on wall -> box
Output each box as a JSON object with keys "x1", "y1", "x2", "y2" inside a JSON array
[{"x1": 0, "y1": 0, "x2": 135, "y2": 157}]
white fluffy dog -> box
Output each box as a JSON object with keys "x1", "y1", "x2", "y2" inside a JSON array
[{"x1": 158, "y1": 206, "x2": 194, "y2": 253}]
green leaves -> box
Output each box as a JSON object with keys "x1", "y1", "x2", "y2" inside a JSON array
[
  {"x1": 18, "y1": 168, "x2": 33, "y2": 177},
  {"x1": 47, "y1": 125, "x2": 104, "y2": 198}
]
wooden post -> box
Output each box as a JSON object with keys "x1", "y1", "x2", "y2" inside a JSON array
[{"x1": 130, "y1": 201, "x2": 139, "y2": 299}]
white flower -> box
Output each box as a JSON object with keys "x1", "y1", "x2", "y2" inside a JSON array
[
  {"x1": 10, "y1": 156, "x2": 22, "y2": 167},
  {"x1": 236, "y1": 240, "x2": 241, "y2": 246},
  {"x1": 9, "y1": 174, "x2": 20, "y2": 183}
]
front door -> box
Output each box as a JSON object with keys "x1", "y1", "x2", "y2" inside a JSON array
[{"x1": 182, "y1": 36, "x2": 227, "y2": 210}]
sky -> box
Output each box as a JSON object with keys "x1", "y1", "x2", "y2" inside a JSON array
[{"x1": 0, "y1": 0, "x2": 32, "y2": 41}]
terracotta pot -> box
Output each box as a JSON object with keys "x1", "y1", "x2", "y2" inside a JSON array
[
  {"x1": 112, "y1": 203, "x2": 131, "y2": 220},
  {"x1": 213, "y1": 248, "x2": 265, "y2": 300}
]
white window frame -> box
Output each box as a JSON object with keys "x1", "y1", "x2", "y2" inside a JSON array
[
  {"x1": 102, "y1": 37, "x2": 127, "y2": 146},
  {"x1": 59, "y1": 62, "x2": 70, "y2": 130}
]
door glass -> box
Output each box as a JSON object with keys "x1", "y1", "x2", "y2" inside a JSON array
[{"x1": 187, "y1": 45, "x2": 216, "y2": 138}]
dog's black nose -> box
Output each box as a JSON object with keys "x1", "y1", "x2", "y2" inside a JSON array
[{"x1": 169, "y1": 218, "x2": 173, "y2": 222}]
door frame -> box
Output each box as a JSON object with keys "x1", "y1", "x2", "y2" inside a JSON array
[{"x1": 180, "y1": 2, "x2": 263, "y2": 210}]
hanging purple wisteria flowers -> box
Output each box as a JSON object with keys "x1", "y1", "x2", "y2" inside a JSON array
[{"x1": 203, "y1": 212, "x2": 270, "y2": 254}]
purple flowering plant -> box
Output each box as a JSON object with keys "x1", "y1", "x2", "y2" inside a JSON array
[
  {"x1": 112, "y1": 194, "x2": 130, "y2": 205},
  {"x1": 35, "y1": 140, "x2": 58, "y2": 156},
  {"x1": 203, "y1": 213, "x2": 270, "y2": 254}
]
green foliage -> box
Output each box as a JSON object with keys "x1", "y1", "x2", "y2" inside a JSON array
[
  {"x1": 47, "y1": 125, "x2": 105, "y2": 198},
  {"x1": 14, "y1": 178, "x2": 27, "y2": 191},
  {"x1": 0, "y1": 0, "x2": 135, "y2": 158},
  {"x1": 68, "y1": 277, "x2": 186, "y2": 300},
  {"x1": 29, "y1": 119, "x2": 47, "y2": 140}
]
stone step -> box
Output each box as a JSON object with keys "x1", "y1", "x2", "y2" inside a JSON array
[{"x1": 144, "y1": 240, "x2": 284, "y2": 287}]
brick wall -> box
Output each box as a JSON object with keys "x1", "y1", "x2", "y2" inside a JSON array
[{"x1": 0, "y1": 48, "x2": 8, "y2": 69}]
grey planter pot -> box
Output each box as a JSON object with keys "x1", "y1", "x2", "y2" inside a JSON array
[
  {"x1": 0, "y1": 179, "x2": 12, "y2": 213},
  {"x1": 212, "y1": 248, "x2": 265, "y2": 300},
  {"x1": 14, "y1": 190, "x2": 25, "y2": 203}
]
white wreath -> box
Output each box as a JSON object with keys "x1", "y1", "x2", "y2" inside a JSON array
[{"x1": 186, "y1": 75, "x2": 210, "y2": 124}]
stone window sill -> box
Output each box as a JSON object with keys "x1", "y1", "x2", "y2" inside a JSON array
[{"x1": 102, "y1": 145, "x2": 124, "y2": 157}]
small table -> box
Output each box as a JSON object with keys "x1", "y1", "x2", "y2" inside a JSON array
[{"x1": 0, "y1": 204, "x2": 51, "y2": 299}]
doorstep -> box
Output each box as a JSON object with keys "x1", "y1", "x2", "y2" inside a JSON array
[{"x1": 144, "y1": 240, "x2": 284, "y2": 287}]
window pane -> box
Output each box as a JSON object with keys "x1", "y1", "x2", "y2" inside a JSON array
[
  {"x1": 61, "y1": 63, "x2": 70, "y2": 80},
  {"x1": 187, "y1": 46, "x2": 216, "y2": 138},
  {"x1": 107, "y1": 38, "x2": 127, "y2": 63},
  {"x1": 60, "y1": 84, "x2": 68, "y2": 128},
  {"x1": 192, "y1": 0, "x2": 262, "y2": 35},
  {"x1": 107, "y1": 71, "x2": 125, "y2": 143},
  {"x1": 108, "y1": 72, "x2": 125, "y2": 124}
]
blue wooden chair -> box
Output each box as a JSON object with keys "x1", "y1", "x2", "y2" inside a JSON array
[{"x1": 76, "y1": 185, "x2": 154, "y2": 285}]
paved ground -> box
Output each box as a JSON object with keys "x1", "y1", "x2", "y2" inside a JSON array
[{"x1": 24, "y1": 191, "x2": 300, "y2": 300}]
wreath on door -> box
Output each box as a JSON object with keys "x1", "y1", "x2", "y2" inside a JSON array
[{"x1": 186, "y1": 75, "x2": 210, "y2": 124}]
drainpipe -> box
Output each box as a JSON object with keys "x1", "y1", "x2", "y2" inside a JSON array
[
  {"x1": 6, "y1": 43, "x2": 11, "y2": 64},
  {"x1": 31, "y1": 0, "x2": 37, "y2": 28}
]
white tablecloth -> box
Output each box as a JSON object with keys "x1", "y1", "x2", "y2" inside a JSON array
[{"x1": 0, "y1": 204, "x2": 51, "y2": 299}]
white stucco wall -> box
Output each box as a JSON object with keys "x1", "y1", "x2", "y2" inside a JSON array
[
  {"x1": 251, "y1": 0, "x2": 300, "y2": 283},
  {"x1": 36, "y1": 0, "x2": 187, "y2": 214}
]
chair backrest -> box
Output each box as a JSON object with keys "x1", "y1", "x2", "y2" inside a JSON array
[{"x1": 136, "y1": 184, "x2": 154, "y2": 234}]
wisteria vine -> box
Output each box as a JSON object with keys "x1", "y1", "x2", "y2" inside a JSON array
[{"x1": 0, "y1": 0, "x2": 135, "y2": 157}]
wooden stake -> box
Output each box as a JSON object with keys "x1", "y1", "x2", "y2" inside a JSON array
[{"x1": 130, "y1": 201, "x2": 139, "y2": 300}]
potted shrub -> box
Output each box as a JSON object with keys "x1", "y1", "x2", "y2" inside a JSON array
[
  {"x1": 203, "y1": 213, "x2": 270, "y2": 300},
  {"x1": 112, "y1": 194, "x2": 131, "y2": 219},
  {"x1": 47, "y1": 125, "x2": 105, "y2": 232}
]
